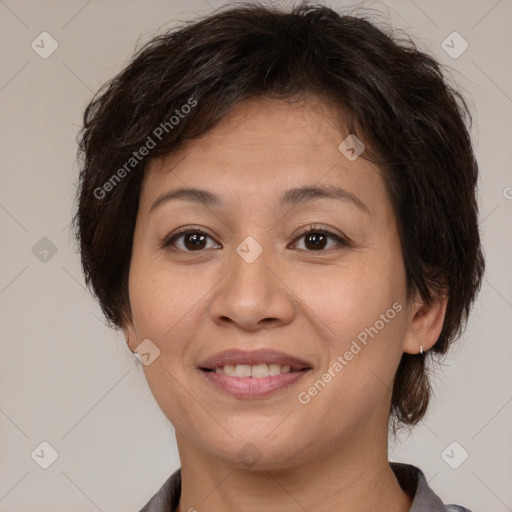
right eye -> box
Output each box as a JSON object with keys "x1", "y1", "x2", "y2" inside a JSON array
[{"x1": 161, "y1": 229, "x2": 221, "y2": 252}]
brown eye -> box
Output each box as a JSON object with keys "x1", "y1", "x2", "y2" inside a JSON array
[
  {"x1": 162, "y1": 226, "x2": 349, "y2": 253},
  {"x1": 291, "y1": 226, "x2": 350, "y2": 252},
  {"x1": 303, "y1": 232, "x2": 329, "y2": 250},
  {"x1": 181, "y1": 232, "x2": 207, "y2": 250},
  {"x1": 163, "y1": 230, "x2": 220, "y2": 251}
]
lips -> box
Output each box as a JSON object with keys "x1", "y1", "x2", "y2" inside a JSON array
[{"x1": 197, "y1": 349, "x2": 313, "y2": 372}]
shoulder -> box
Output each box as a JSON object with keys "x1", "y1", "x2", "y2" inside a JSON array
[
  {"x1": 390, "y1": 462, "x2": 474, "y2": 512},
  {"x1": 138, "y1": 467, "x2": 182, "y2": 512}
]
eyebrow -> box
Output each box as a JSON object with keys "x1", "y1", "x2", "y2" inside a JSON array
[{"x1": 149, "y1": 184, "x2": 370, "y2": 215}]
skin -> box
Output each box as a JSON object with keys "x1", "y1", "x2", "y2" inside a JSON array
[{"x1": 123, "y1": 96, "x2": 447, "y2": 512}]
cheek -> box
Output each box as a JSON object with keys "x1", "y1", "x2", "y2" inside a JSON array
[
  {"x1": 128, "y1": 251, "x2": 206, "y2": 339},
  {"x1": 297, "y1": 257, "x2": 404, "y2": 341},
  {"x1": 293, "y1": 252, "x2": 407, "y2": 391},
  {"x1": 295, "y1": 270, "x2": 406, "y2": 430},
  {"x1": 128, "y1": 257, "x2": 204, "y2": 426}
]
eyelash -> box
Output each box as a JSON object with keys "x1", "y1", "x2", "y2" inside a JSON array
[{"x1": 161, "y1": 223, "x2": 351, "y2": 253}]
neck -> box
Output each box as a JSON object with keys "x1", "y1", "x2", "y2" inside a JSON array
[{"x1": 174, "y1": 428, "x2": 412, "y2": 512}]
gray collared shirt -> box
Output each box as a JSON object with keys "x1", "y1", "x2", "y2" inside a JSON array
[{"x1": 138, "y1": 462, "x2": 473, "y2": 511}]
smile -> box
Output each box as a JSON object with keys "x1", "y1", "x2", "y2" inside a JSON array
[{"x1": 200, "y1": 366, "x2": 311, "y2": 398}]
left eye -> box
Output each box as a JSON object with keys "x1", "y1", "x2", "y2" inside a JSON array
[{"x1": 291, "y1": 229, "x2": 347, "y2": 251}]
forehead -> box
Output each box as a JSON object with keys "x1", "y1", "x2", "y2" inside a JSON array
[
  {"x1": 195, "y1": 96, "x2": 346, "y2": 146},
  {"x1": 140, "y1": 96, "x2": 388, "y2": 217}
]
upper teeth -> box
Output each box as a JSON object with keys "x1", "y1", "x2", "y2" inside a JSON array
[{"x1": 214, "y1": 364, "x2": 292, "y2": 377}]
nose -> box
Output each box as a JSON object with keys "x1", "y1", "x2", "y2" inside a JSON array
[{"x1": 209, "y1": 244, "x2": 295, "y2": 331}]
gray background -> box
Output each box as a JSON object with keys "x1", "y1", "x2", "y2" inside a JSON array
[{"x1": 0, "y1": 0, "x2": 511, "y2": 510}]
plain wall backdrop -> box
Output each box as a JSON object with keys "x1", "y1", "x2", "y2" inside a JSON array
[{"x1": 0, "y1": 0, "x2": 511, "y2": 510}]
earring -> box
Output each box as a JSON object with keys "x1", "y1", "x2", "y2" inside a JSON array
[{"x1": 420, "y1": 345, "x2": 424, "y2": 355}]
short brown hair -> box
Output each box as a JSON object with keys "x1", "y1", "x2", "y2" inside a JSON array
[{"x1": 72, "y1": 2, "x2": 485, "y2": 429}]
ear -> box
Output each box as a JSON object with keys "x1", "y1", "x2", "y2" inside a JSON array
[
  {"x1": 122, "y1": 320, "x2": 138, "y2": 354},
  {"x1": 402, "y1": 291, "x2": 448, "y2": 355}
]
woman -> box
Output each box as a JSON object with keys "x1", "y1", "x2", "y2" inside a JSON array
[{"x1": 73, "y1": 3, "x2": 484, "y2": 511}]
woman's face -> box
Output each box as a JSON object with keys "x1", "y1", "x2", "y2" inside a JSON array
[{"x1": 124, "y1": 96, "x2": 417, "y2": 469}]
